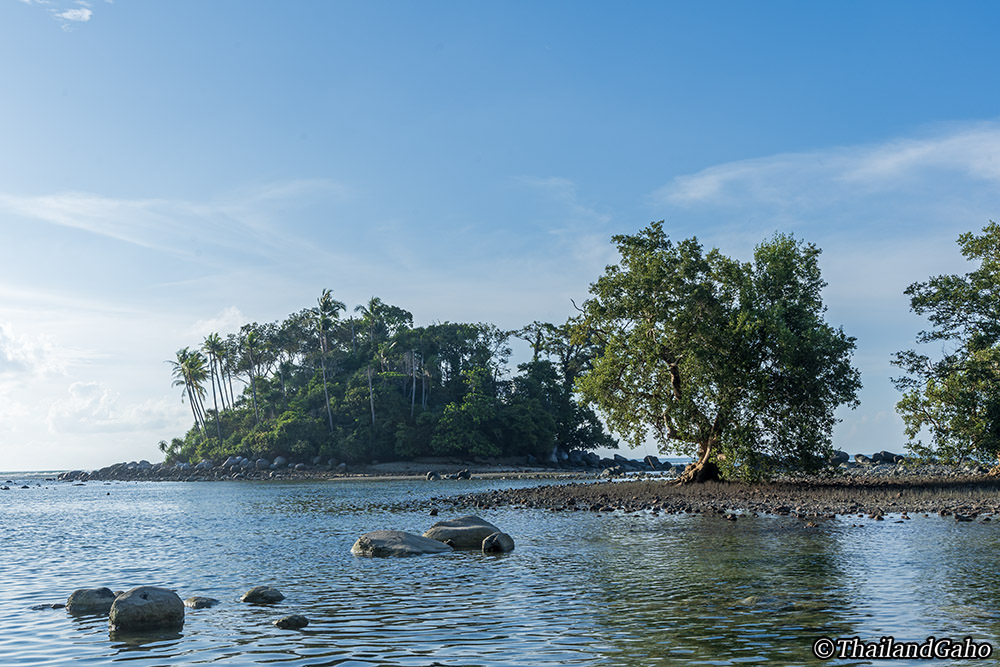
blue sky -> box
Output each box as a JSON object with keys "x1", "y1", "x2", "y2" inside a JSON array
[{"x1": 3, "y1": 1, "x2": 1000, "y2": 470}]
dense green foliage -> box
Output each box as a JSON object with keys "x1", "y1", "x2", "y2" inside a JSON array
[
  {"x1": 574, "y1": 222, "x2": 861, "y2": 481},
  {"x1": 160, "y1": 295, "x2": 616, "y2": 464},
  {"x1": 893, "y1": 223, "x2": 1000, "y2": 466}
]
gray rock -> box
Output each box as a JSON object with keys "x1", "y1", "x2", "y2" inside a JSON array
[
  {"x1": 273, "y1": 456, "x2": 287, "y2": 467},
  {"x1": 183, "y1": 596, "x2": 219, "y2": 609},
  {"x1": 643, "y1": 455, "x2": 662, "y2": 470},
  {"x1": 256, "y1": 458, "x2": 270, "y2": 470},
  {"x1": 351, "y1": 530, "x2": 454, "y2": 557},
  {"x1": 31, "y1": 603, "x2": 65, "y2": 610},
  {"x1": 423, "y1": 515, "x2": 502, "y2": 550},
  {"x1": 294, "y1": 463, "x2": 307, "y2": 471},
  {"x1": 426, "y1": 470, "x2": 441, "y2": 481},
  {"x1": 66, "y1": 587, "x2": 117, "y2": 615},
  {"x1": 830, "y1": 450, "x2": 850, "y2": 465},
  {"x1": 455, "y1": 469, "x2": 471, "y2": 480},
  {"x1": 872, "y1": 450, "x2": 903, "y2": 464},
  {"x1": 274, "y1": 614, "x2": 309, "y2": 629},
  {"x1": 108, "y1": 586, "x2": 184, "y2": 632},
  {"x1": 482, "y1": 531, "x2": 515, "y2": 553},
  {"x1": 855, "y1": 454, "x2": 872, "y2": 464},
  {"x1": 240, "y1": 586, "x2": 285, "y2": 604}
]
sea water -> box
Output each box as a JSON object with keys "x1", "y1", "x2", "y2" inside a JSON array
[{"x1": 1, "y1": 475, "x2": 998, "y2": 666}]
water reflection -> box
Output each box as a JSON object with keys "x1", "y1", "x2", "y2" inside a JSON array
[
  {"x1": 581, "y1": 513, "x2": 863, "y2": 666},
  {"x1": 2, "y1": 480, "x2": 1000, "y2": 665}
]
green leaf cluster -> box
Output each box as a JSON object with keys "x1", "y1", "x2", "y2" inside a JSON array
[
  {"x1": 892, "y1": 222, "x2": 1000, "y2": 465},
  {"x1": 574, "y1": 222, "x2": 861, "y2": 480}
]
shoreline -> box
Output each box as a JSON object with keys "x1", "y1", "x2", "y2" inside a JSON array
[{"x1": 448, "y1": 475, "x2": 1000, "y2": 520}]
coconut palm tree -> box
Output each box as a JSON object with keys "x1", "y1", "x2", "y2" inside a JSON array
[
  {"x1": 314, "y1": 289, "x2": 346, "y2": 433},
  {"x1": 202, "y1": 333, "x2": 226, "y2": 441},
  {"x1": 169, "y1": 347, "x2": 208, "y2": 435}
]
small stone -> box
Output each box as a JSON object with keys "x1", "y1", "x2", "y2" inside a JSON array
[
  {"x1": 240, "y1": 586, "x2": 285, "y2": 604},
  {"x1": 184, "y1": 596, "x2": 219, "y2": 609},
  {"x1": 274, "y1": 614, "x2": 309, "y2": 629}
]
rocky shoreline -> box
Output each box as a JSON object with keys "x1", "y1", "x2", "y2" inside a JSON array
[{"x1": 448, "y1": 474, "x2": 1000, "y2": 521}]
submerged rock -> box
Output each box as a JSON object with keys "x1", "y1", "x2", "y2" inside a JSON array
[
  {"x1": 66, "y1": 587, "x2": 117, "y2": 615},
  {"x1": 184, "y1": 596, "x2": 219, "y2": 609},
  {"x1": 108, "y1": 587, "x2": 184, "y2": 632},
  {"x1": 240, "y1": 586, "x2": 285, "y2": 604},
  {"x1": 482, "y1": 531, "x2": 515, "y2": 553},
  {"x1": 274, "y1": 614, "x2": 309, "y2": 629},
  {"x1": 423, "y1": 515, "x2": 502, "y2": 550},
  {"x1": 351, "y1": 530, "x2": 454, "y2": 557}
]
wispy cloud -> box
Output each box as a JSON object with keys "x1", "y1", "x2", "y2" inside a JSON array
[
  {"x1": 655, "y1": 122, "x2": 1000, "y2": 213},
  {"x1": 47, "y1": 381, "x2": 183, "y2": 434},
  {"x1": 0, "y1": 179, "x2": 348, "y2": 265},
  {"x1": 19, "y1": 0, "x2": 100, "y2": 29}
]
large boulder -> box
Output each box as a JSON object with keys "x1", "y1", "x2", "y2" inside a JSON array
[
  {"x1": 423, "y1": 515, "x2": 502, "y2": 550},
  {"x1": 830, "y1": 450, "x2": 850, "y2": 465},
  {"x1": 66, "y1": 587, "x2": 117, "y2": 615},
  {"x1": 240, "y1": 586, "x2": 285, "y2": 604},
  {"x1": 184, "y1": 596, "x2": 219, "y2": 609},
  {"x1": 108, "y1": 586, "x2": 184, "y2": 632},
  {"x1": 351, "y1": 530, "x2": 454, "y2": 557},
  {"x1": 482, "y1": 531, "x2": 515, "y2": 553}
]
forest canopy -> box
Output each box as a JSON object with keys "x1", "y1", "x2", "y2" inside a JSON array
[{"x1": 160, "y1": 296, "x2": 616, "y2": 465}]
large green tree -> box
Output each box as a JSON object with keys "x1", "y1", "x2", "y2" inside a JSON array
[
  {"x1": 892, "y1": 222, "x2": 1000, "y2": 471},
  {"x1": 575, "y1": 222, "x2": 861, "y2": 482}
]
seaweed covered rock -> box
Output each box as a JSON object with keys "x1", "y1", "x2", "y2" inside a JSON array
[
  {"x1": 482, "y1": 531, "x2": 515, "y2": 553},
  {"x1": 423, "y1": 515, "x2": 502, "y2": 550},
  {"x1": 66, "y1": 587, "x2": 117, "y2": 615},
  {"x1": 351, "y1": 530, "x2": 454, "y2": 557},
  {"x1": 108, "y1": 586, "x2": 184, "y2": 632},
  {"x1": 240, "y1": 586, "x2": 285, "y2": 604}
]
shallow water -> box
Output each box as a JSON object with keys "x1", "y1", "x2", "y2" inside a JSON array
[{"x1": 1, "y1": 476, "x2": 998, "y2": 666}]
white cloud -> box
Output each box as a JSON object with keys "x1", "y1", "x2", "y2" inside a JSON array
[
  {"x1": 188, "y1": 306, "x2": 249, "y2": 338},
  {"x1": 0, "y1": 323, "x2": 69, "y2": 377},
  {"x1": 56, "y1": 7, "x2": 90, "y2": 21},
  {"x1": 655, "y1": 122, "x2": 1000, "y2": 212},
  {"x1": 47, "y1": 381, "x2": 183, "y2": 434}
]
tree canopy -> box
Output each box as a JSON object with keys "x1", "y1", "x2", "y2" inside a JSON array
[
  {"x1": 574, "y1": 222, "x2": 861, "y2": 482},
  {"x1": 160, "y1": 293, "x2": 616, "y2": 465},
  {"x1": 892, "y1": 222, "x2": 1000, "y2": 469}
]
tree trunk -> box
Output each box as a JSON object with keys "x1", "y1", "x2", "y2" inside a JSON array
[
  {"x1": 676, "y1": 439, "x2": 721, "y2": 484},
  {"x1": 320, "y1": 345, "x2": 334, "y2": 434},
  {"x1": 410, "y1": 350, "x2": 417, "y2": 418},
  {"x1": 367, "y1": 365, "x2": 376, "y2": 426}
]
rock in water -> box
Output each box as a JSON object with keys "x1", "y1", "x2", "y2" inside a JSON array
[
  {"x1": 240, "y1": 586, "x2": 285, "y2": 604},
  {"x1": 184, "y1": 596, "x2": 219, "y2": 609},
  {"x1": 274, "y1": 614, "x2": 309, "y2": 629},
  {"x1": 351, "y1": 530, "x2": 454, "y2": 557},
  {"x1": 66, "y1": 587, "x2": 117, "y2": 615},
  {"x1": 108, "y1": 587, "x2": 184, "y2": 632},
  {"x1": 482, "y1": 531, "x2": 515, "y2": 553},
  {"x1": 423, "y1": 515, "x2": 502, "y2": 550}
]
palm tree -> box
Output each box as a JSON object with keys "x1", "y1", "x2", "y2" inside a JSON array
[
  {"x1": 314, "y1": 289, "x2": 346, "y2": 433},
  {"x1": 355, "y1": 297, "x2": 385, "y2": 427},
  {"x1": 169, "y1": 347, "x2": 208, "y2": 436},
  {"x1": 202, "y1": 333, "x2": 226, "y2": 441}
]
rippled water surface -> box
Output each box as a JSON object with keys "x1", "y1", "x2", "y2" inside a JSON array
[{"x1": 2, "y1": 476, "x2": 1000, "y2": 666}]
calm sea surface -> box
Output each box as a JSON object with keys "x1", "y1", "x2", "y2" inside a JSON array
[{"x1": 1, "y1": 475, "x2": 999, "y2": 666}]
